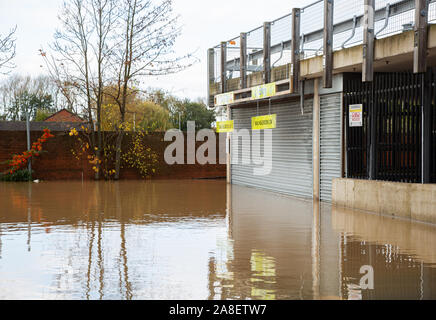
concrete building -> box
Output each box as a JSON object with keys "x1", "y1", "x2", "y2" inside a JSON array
[{"x1": 208, "y1": 0, "x2": 436, "y2": 223}]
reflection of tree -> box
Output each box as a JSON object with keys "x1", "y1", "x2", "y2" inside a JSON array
[
  {"x1": 115, "y1": 182, "x2": 132, "y2": 300},
  {"x1": 97, "y1": 213, "x2": 104, "y2": 300},
  {"x1": 0, "y1": 180, "x2": 227, "y2": 299},
  {"x1": 86, "y1": 214, "x2": 95, "y2": 300}
]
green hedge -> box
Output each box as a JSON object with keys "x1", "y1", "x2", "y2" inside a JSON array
[{"x1": 0, "y1": 169, "x2": 33, "y2": 182}]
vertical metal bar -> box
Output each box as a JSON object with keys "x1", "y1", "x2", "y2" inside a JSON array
[
  {"x1": 414, "y1": 73, "x2": 419, "y2": 181},
  {"x1": 406, "y1": 73, "x2": 408, "y2": 181},
  {"x1": 369, "y1": 80, "x2": 376, "y2": 180},
  {"x1": 397, "y1": 73, "x2": 402, "y2": 181},
  {"x1": 240, "y1": 33, "x2": 247, "y2": 90},
  {"x1": 207, "y1": 48, "x2": 215, "y2": 107},
  {"x1": 363, "y1": 0, "x2": 375, "y2": 82},
  {"x1": 344, "y1": 79, "x2": 349, "y2": 178},
  {"x1": 404, "y1": 72, "x2": 409, "y2": 181},
  {"x1": 291, "y1": 8, "x2": 301, "y2": 94},
  {"x1": 221, "y1": 41, "x2": 227, "y2": 94},
  {"x1": 414, "y1": 0, "x2": 429, "y2": 74},
  {"x1": 323, "y1": 0, "x2": 334, "y2": 88},
  {"x1": 263, "y1": 22, "x2": 272, "y2": 84},
  {"x1": 385, "y1": 73, "x2": 390, "y2": 180},
  {"x1": 409, "y1": 72, "x2": 414, "y2": 181},
  {"x1": 432, "y1": 69, "x2": 436, "y2": 183},
  {"x1": 422, "y1": 68, "x2": 432, "y2": 183}
]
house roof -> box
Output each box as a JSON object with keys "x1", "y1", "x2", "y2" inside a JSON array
[{"x1": 44, "y1": 109, "x2": 84, "y2": 122}]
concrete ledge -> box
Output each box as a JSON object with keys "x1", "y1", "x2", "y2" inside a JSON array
[{"x1": 332, "y1": 178, "x2": 436, "y2": 225}]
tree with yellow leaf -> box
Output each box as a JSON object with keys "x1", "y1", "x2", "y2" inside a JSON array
[{"x1": 101, "y1": 85, "x2": 172, "y2": 132}]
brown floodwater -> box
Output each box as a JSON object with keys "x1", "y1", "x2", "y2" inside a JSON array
[{"x1": 0, "y1": 180, "x2": 435, "y2": 300}]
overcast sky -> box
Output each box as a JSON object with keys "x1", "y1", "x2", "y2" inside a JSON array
[{"x1": 0, "y1": 0, "x2": 313, "y2": 100}]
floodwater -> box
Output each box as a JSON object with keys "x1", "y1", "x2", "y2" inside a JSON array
[{"x1": 0, "y1": 180, "x2": 435, "y2": 300}]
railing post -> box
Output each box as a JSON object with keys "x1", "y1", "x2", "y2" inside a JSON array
[
  {"x1": 220, "y1": 41, "x2": 227, "y2": 94},
  {"x1": 323, "y1": 0, "x2": 333, "y2": 88},
  {"x1": 207, "y1": 48, "x2": 215, "y2": 107},
  {"x1": 363, "y1": 0, "x2": 375, "y2": 82},
  {"x1": 240, "y1": 32, "x2": 247, "y2": 89},
  {"x1": 263, "y1": 22, "x2": 271, "y2": 84},
  {"x1": 414, "y1": 0, "x2": 429, "y2": 74},
  {"x1": 291, "y1": 8, "x2": 301, "y2": 94}
]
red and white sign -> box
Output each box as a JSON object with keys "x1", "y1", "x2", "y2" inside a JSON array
[{"x1": 349, "y1": 104, "x2": 363, "y2": 127}]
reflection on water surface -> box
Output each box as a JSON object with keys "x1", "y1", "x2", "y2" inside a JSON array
[{"x1": 0, "y1": 180, "x2": 435, "y2": 300}]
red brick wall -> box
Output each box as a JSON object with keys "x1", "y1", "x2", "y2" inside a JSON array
[{"x1": 0, "y1": 131, "x2": 226, "y2": 180}]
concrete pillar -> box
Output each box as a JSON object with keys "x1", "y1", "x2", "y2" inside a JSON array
[
  {"x1": 207, "y1": 48, "x2": 215, "y2": 107},
  {"x1": 313, "y1": 78, "x2": 321, "y2": 200}
]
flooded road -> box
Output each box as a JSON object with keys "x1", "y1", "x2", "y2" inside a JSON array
[{"x1": 0, "y1": 180, "x2": 435, "y2": 300}]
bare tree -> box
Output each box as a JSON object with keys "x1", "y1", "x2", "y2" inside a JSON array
[
  {"x1": 39, "y1": 52, "x2": 81, "y2": 113},
  {"x1": 0, "y1": 26, "x2": 17, "y2": 74},
  {"x1": 42, "y1": 0, "x2": 117, "y2": 179},
  {"x1": 109, "y1": 0, "x2": 197, "y2": 180},
  {"x1": 0, "y1": 74, "x2": 59, "y2": 121}
]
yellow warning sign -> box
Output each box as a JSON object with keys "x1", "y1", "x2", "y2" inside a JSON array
[
  {"x1": 252, "y1": 114, "x2": 277, "y2": 130},
  {"x1": 251, "y1": 83, "x2": 276, "y2": 100},
  {"x1": 216, "y1": 120, "x2": 234, "y2": 133},
  {"x1": 215, "y1": 92, "x2": 234, "y2": 106}
]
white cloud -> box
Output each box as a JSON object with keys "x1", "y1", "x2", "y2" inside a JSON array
[{"x1": 0, "y1": 0, "x2": 313, "y2": 100}]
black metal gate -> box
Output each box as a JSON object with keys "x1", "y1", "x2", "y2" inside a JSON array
[
  {"x1": 432, "y1": 80, "x2": 436, "y2": 183},
  {"x1": 344, "y1": 71, "x2": 435, "y2": 183}
]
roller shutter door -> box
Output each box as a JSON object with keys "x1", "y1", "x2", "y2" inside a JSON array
[
  {"x1": 320, "y1": 93, "x2": 342, "y2": 202},
  {"x1": 231, "y1": 98, "x2": 313, "y2": 198}
]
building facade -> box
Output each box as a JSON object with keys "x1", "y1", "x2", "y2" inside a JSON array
[{"x1": 208, "y1": 0, "x2": 436, "y2": 214}]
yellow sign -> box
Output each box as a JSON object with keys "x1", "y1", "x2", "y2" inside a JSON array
[
  {"x1": 251, "y1": 83, "x2": 276, "y2": 100},
  {"x1": 252, "y1": 114, "x2": 277, "y2": 130},
  {"x1": 215, "y1": 92, "x2": 234, "y2": 106},
  {"x1": 216, "y1": 120, "x2": 234, "y2": 133}
]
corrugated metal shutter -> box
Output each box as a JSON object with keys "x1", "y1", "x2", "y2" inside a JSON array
[
  {"x1": 320, "y1": 93, "x2": 342, "y2": 202},
  {"x1": 231, "y1": 98, "x2": 313, "y2": 198}
]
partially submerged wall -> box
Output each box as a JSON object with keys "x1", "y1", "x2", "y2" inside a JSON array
[{"x1": 332, "y1": 178, "x2": 436, "y2": 225}]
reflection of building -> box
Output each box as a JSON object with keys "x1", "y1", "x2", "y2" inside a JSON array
[
  {"x1": 208, "y1": 185, "x2": 436, "y2": 300},
  {"x1": 208, "y1": 185, "x2": 320, "y2": 300},
  {"x1": 333, "y1": 206, "x2": 436, "y2": 300},
  {"x1": 340, "y1": 236, "x2": 436, "y2": 300}
]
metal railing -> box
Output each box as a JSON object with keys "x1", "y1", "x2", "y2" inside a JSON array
[{"x1": 209, "y1": 0, "x2": 436, "y2": 86}]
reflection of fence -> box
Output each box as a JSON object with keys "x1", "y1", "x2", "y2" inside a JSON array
[
  {"x1": 340, "y1": 235, "x2": 435, "y2": 300},
  {"x1": 344, "y1": 71, "x2": 436, "y2": 184},
  {"x1": 209, "y1": 0, "x2": 436, "y2": 93}
]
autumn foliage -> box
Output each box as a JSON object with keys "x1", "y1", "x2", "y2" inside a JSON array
[{"x1": 4, "y1": 129, "x2": 55, "y2": 175}]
